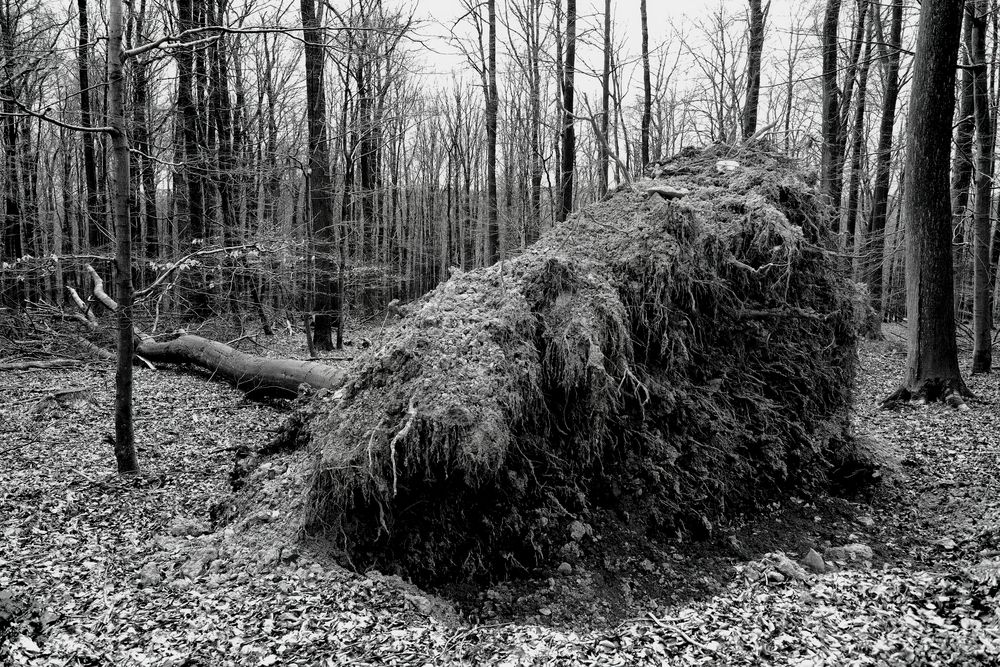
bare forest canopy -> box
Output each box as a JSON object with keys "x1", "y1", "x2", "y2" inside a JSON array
[{"x1": 1, "y1": 0, "x2": 924, "y2": 328}]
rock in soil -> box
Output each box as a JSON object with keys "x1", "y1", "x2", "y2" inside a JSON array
[
  {"x1": 801, "y1": 548, "x2": 827, "y2": 574},
  {"x1": 825, "y1": 543, "x2": 873, "y2": 563}
]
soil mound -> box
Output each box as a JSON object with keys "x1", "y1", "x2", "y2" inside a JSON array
[{"x1": 300, "y1": 145, "x2": 860, "y2": 585}]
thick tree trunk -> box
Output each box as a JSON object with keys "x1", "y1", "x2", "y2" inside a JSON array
[
  {"x1": 301, "y1": 0, "x2": 336, "y2": 351},
  {"x1": 971, "y1": 0, "x2": 993, "y2": 374},
  {"x1": 742, "y1": 0, "x2": 767, "y2": 139},
  {"x1": 887, "y1": 0, "x2": 970, "y2": 404}
]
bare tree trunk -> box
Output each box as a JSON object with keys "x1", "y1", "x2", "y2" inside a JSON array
[
  {"x1": 210, "y1": 0, "x2": 235, "y2": 245},
  {"x1": 527, "y1": 0, "x2": 542, "y2": 243},
  {"x1": 129, "y1": 0, "x2": 157, "y2": 264},
  {"x1": 951, "y1": 8, "x2": 976, "y2": 314},
  {"x1": 77, "y1": 0, "x2": 103, "y2": 248},
  {"x1": 175, "y1": 0, "x2": 204, "y2": 241},
  {"x1": 557, "y1": 0, "x2": 576, "y2": 224},
  {"x1": 485, "y1": 0, "x2": 499, "y2": 262},
  {"x1": 952, "y1": 9, "x2": 975, "y2": 225},
  {"x1": 821, "y1": 0, "x2": 844, "y2": 217},
  {"x1": 845, "y1": 20, "x2": 873, "y2": 253},
  {"x1": 866, "y1": 0, "x2": 902, "y2": 313},
  {"x1": 301, "y1": 0, "x2": 336, "y2": 351},
  {"x1": 640, "y1": 0, "x2": 651, "y2": 169},
  {"x1": 598, "y1": 0, "x2": 610, "y2": 196},
  {"x1": 971, "y1": 0, "x2": 993, "y2": 373},
  {"x1": 742, "y1": 0, "x2": 768, "y2": 138},
  {"x1": 887, "y1": 0, "x2": 969, "y2": 403},
  {"x1": 109, "y1": 0, "x2": 139, "y2": 472}
]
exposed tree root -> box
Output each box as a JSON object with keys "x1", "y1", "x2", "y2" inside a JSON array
[{"x1": 300, "y1": 145, "x2": 863, "y2": 585}]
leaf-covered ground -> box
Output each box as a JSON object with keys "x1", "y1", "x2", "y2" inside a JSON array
[{"x1": 3, "y1": 330, "x2": 1000, "y2": 665}]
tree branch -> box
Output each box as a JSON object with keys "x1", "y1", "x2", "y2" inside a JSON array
[{"x1": 0, "y1": 96, "x2": 113, "y2": 134}]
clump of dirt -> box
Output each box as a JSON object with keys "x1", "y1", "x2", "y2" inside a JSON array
[{"x1": 296, "y1": 144, "x2": 862, "y2": 587}]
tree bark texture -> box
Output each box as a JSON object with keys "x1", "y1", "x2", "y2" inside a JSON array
[
  {"x1": 557, "y1": 0, "x2": 576, "y2": 224},
  {"x1": 77, "y1": 0, "x2": 103, "y2": 248},
  {"x1": 951, "y1": 9, "x2": 975, "y2": 228},
  {"x1": 742, "y1": 0, "x2": 767, "y2": 139},
  {"x1": 485, "y1": 0, "x2": 499, "y2": 263},
  {"x1": 639, "y1": 0, "x2": 651, "y2": 168},
  {"x1": 599, "y1": 0, "x2": 611, "y2": 195},
  {"x1": 971, "y1": 0, "x2": 993, "y2": 374},
  {"x1": 845, "y1": 20, "x2": 872, "y2": 249},
  {"x1": 890, "y1": 0, "x2": 970, "y2": 402},
  {"x1": 821, "y1": 0, "x2": 844, "y2": 216},
  {"x1": 866, "y1": 0, "x2": 903, "y2": 313},
  {"x1": 137, "y1": 335, "x2": 344, "y2": 397},
  {"x1": 301, "y1": 0, "x2": 337, "y2": 351},
  {"x1": 109, "y1": 0, "x2": 139, "y2": 473}
]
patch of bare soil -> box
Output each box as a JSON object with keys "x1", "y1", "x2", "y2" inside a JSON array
[{"x1": 3, "y1": 329, "x2": 1000, "y2": 665}]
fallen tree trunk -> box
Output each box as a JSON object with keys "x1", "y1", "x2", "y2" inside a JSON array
[
  {"x1": 136, "y1": 335, "x2": 343, "y2": 397},
  {"x1": 70, "y1": 265, "x2": 343, "y2": 397},
  {"x1": 295, "y1": 145, "x2": 864, "y2": 585}
]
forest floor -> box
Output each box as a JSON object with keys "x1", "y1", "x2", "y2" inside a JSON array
[{"x1": 3, "y1": 325, "x2": 1000, "y2": 665}]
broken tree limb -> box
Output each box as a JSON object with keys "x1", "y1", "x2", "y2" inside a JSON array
[
  {"x1": 85, "y1": 264, "x2": 117, "y2": 312},
  {"x1": 136, "y1": 335, "x2": 345, "y2": 397},
  {"x1": 0, "y1": 359, "x2": 84, "y2": 371},
  {"x1": 84, "y1": 263, "x2": 152, "y2": 344},
  {"x1": 65, "y1": 287, "x2": 98, "y2": 329}
]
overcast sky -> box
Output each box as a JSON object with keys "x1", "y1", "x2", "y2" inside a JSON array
[{"x1": 403, "y1": 0, "x2": 816, "y2": 89}]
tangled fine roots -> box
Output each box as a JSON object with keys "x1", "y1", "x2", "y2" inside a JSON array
[{"x1": 300, "y1": 145, "x2": 861, "y2": 585}]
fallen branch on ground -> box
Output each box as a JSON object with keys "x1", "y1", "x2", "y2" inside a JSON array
[{"x1": 0, "y1": 359, "x2": 84, "y2": 371}]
